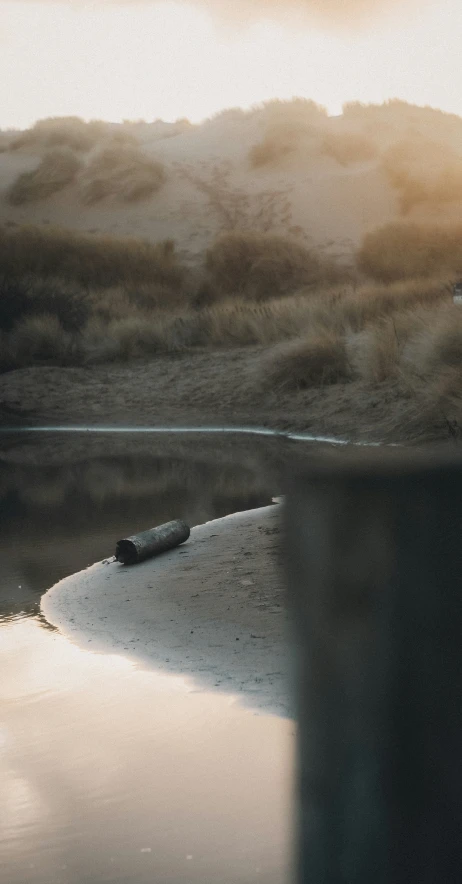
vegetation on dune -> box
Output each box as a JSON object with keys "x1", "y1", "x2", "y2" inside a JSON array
[
  {"x1": 254, "y1": 97, "x2": 328, "y2": 124},
  {"x1": 0, "y1": 224, "x2": 184, "y2": 291},
  {"x1": 1, "y1": 218, "x2": 461, "y2": 438},
  {"x1": 204, "y1": 231, "x2": 339, "y2": 300},
  {"x1": 80, "y1": 146, "x2": 166, "y2": 204},
  {"x1": 7, "y1": 149, "x2": 82, "y2": 205},
  {"x1": 381, "y1": 139, "x2": 462, "y2": 214},
  {"x1": 249, "y1": 120, "x2": 316, "y2": 168},
  {"x1": 9, "y1": 116, "x2": 108, "y2": 153},
  {"x1": 260, "y1": 333, "x2": 351, "y2": 389},
  {"x1": 358, "y1": 222, "x2": 462, "y2": 282},
  {"x1": 319, "y1": 131, "x2": 378, "y2": 166},
  {"x1": 0, "y1": 275, "x2": 89, "y2": 334}
]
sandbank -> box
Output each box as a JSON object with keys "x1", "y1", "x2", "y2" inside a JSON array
[{"x1": 41, "y1": 504, "x2": 292, "y2": 717}]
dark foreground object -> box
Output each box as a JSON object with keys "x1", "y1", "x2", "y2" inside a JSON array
[
  {"x1": 116, "y1": 519, "x2": 190, "y2": 565},
  {"x1": 286, "y1": 449, "x2": 462, "y2": 884}
]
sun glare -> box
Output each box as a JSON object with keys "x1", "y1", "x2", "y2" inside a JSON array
[{"x1": 0, "y1": 0, "x2": 462, "y2": 128}]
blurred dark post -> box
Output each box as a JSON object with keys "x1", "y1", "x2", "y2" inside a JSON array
[{"x1": 285, "y1": 451, "x2": 462, "y2": 884}]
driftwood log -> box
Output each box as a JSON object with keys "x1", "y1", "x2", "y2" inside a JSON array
[
  {"x1": 285, "y1": 449, "x2": 462, "y2": 884},
  {"x1": 116, "y1": 519, "x2": 190, "y2": 565}
]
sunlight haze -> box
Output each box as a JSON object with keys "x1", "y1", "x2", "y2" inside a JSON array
[{"x1": 1, "y1": 0, "x2": 461, "y2": 128}]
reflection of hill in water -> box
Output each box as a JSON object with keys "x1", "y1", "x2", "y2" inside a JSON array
[{"x1": 0, "y1": 454, "x2": 273, "y2": 620}]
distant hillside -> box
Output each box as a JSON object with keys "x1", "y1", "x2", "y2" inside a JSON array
[{"x1": 1, "y1": 99, "x2": 462, "y2": 266}]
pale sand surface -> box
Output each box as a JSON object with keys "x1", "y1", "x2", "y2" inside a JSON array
[
  {"x1": 42, "y1": 504, "x2": 293, "y2": 717},
  {"x1": 3, "y1": 105, "x2": 461, "y2": 263}
]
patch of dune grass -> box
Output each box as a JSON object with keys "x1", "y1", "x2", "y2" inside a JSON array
[
  {"x1": 357, "y1": 223, "x2": 462, "y2": 282},
  {"x1": 0, "y1": 217, "x2": 459, "y2": 438},
  {"x1": 205, "y1": 231, "x2": 338, "y2": 300},
  {"x1": 381, "y1": 139, "x2": 462, "y2": 214},
  {"x1": 0, "y1": 275, "x2": 89, "y2": 333},
  {"x1": 260, "y1": 333, "x2": 351, "y2": 390},
  {"x1": 320, "y1": 131, "x2": 378, "y2": 166},
  {"x1": 7, "y1": 315, "x2": 72, "y2": 367},
  {"x1": 7, "y1": 150, "x2": 82, "y2": 205},
  {"x1": 249, "y1": 120, "x2": 316, "y2": 168},
  {"x1": 10, "y1": 117, "x2": 107, "y2": 153},
  {"x1": 81, "y1": 146, "x2": 166, "y2": 204},
  {"x1": 0, "y1": 224, "x2": 185, "y2": 292}
]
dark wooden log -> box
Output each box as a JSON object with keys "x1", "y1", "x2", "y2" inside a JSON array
[
  {"x1": 285, "y1": 449, "x2": 462, "y2": 884},
  {"x1": 116, "y1": 519, "x2": 190, "y2": 565}
]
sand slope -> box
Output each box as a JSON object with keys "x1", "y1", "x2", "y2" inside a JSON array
[
  {"x1": 42, "y1": 504, "x2": 292, "y2": 716},
  {"x1": 2, "y1": 101, "x2": 462, "y2": 264}
]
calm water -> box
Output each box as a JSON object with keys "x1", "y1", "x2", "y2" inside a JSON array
[{"x1": 0, "y1": 436, "x2": 294, "y2": 884}]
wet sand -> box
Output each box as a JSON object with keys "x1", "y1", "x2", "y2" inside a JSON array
[{"x1": 42, "y1": 504, "x2": 292, "y2": 717}]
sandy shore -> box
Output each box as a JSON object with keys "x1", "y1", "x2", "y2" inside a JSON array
[
  {"x1": 42, "y1": 503, "x2": 292, "y2": 717},
  {"x1": 0, "y1": 348, "x2": 449, "y2": 445}
]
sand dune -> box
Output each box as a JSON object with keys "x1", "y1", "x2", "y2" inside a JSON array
[{"x1": 2, "y1": 100, "x2": 462, "y2": 265}]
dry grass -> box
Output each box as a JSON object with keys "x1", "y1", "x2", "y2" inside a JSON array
[
  {"x1": 260, "y1": 333, "x2": 351, "y2": 390},
  {"x1": 9, "y1": 117, "x2": 107, "y2": 153},
  {"x1": 357, "y1": 223, "x2": 462, "y2": 282},
  {"x1": 7, "y1": 150, "x2": 82, "y2": 205},
  {"x1": 0, "y1": 218, "x2": 459, "y2": 439},
  {"x1": 381, "y1": 139, "x2": 462, "y2": 214},
  {"x1": 320, "y1": 131, "x2": 378, "y2": 166},
  {"x1": 0, "y1": 224, "x2": 185, "y2": 291},
  {"x1": 7, "y1": 315, "x2": 72, "y2": 367},
  {"x1": 205, "y1": 231, "x2": 335, "y2": 300},
  {"x1": 80, "y1": 146, "x2": 166, "y2": 204},
  {"x1": 249, "y1": 120, "x2": 315, "y2": 168},
  {"x1": 254, "y1": 98, "x2": 328, "y2": 124}
]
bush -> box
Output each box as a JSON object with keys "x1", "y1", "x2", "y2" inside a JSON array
[
  {"x1": 249, "y1": 120, "x2": 315, "y2": 168},
  {"x1": 357, "y1": 223, "x2": 462, "y2": 282},
  {"x1": 81, "y1": 146, "x2": 166, "y2": 204},
  {"x1": 320, "y1": 131, "x2": 377, "y2": 166},
  {"x1": 7, "y1": 150, "x2": 81, "y2": 205},
  {"x1": 10, "y1": 116, "x2": 106, "y2": 153},
  {"x1": 0, "y1": 225, "x2": 185, "y2": 292},
  {"x1": 381, "y1": 139, "x2": 462, "y2": 213},
  {"x1": 205, "y1": 231, "x2": 330, "y2": 300},
  {"x1": 8, "y1": 315, "x2": 71, "y2": 367},
  {"x1": 0, "y1": 275, "x2": 89, "y2": 333},
  {"x1": 255, "y1": 98, "x2": 327, "y2": 124},
  {"x1": 260, "y1": 333, "x2": 351, "y2": 390}
]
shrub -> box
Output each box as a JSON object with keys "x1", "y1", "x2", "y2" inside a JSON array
[
  {"x1": 0, "y1": 275, "x2": 89, "y2": 333},
  {"x1": 8, "y1": 315, "x2": 71, "y2": 367},
  {"x1": 260, "y1": 333, "x2": 351, "y2": 390},
  {"x1": 81, "y1": 146, "x2": 166, "y2": 204},
  {"x1": 10, "y1": 116, "x2": 106, "y2": 152},
  {"x1": 381, "y1": 139, "x2": 462, "y2": 213},
  {"x1": 80, "y1": 312, "x2": 202, "y2": 363},
  {"x1": 357, "y1": 223, "x2": 462, "y2": 282},
  {"x1": 249, "y1": 120, "x2": 315, "y2": 168},
  {"x1": 0, "y1": 225, "x2": 185, "y2": 292},
  {"x1": 205, "y1": 231, "x2": 330, "y2": 300},
  {"x1": 320, "y1": 131, "x2": 378, "y2": 166},
  {"x1": 255, "y1": 98, "x2": 327, "y2": 124},
  {"x1": 349, "y1": 319, "x2": 402, "y2": 383},
  {"x1": 7, "y1": 150, "x2": 81, "y2": 205}
]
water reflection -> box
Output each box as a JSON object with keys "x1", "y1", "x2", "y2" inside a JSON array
[
  {"x1": 0, "y1": 441, "x2": 291, "y2": 882},
  {"x1": 0, "y1": 453, "x2": 272, "y2": 620},
  {"x1": 0, "y1": 619, "x2": 293, "y2": 884}
]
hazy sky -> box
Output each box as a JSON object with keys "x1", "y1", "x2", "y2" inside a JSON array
[{"x1": 1, "y1": 0, "x2": 461, "y2": 129}]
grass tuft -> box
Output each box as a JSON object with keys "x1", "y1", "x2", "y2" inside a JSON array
[
  {"x1": 7, "y1": 150, "x2": 81, "y2": 205},
  {"x1": 205, "y1": 231, "x2": 333, "y2": 299},
  {"x1": 320, "y1": 131, "x2": 378, "y2": 166},
  {"x1": 9, "y1": 117, "x2": 107, "y2": 153},
  {"x1": 260, "y1": 333, "x2": 351, "y2": 390},
  {"x1": 357, "y1": 223, "x2": 462, "y2": 282},
  {"x1": 81, "y1": 146, "x2": 166, "y2": 204}
]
